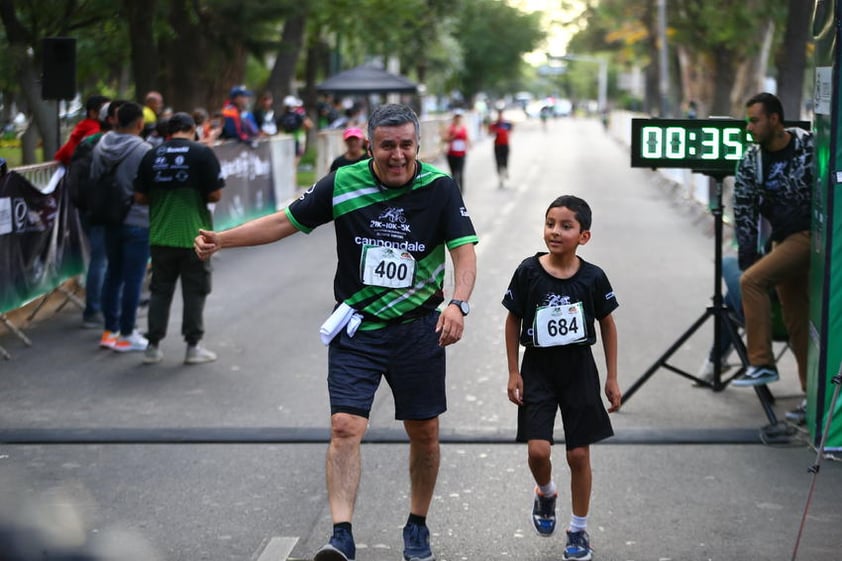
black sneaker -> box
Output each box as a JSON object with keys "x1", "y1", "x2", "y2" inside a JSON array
[
  {"x1": 314, "y1": 526, "x2": 355, "y2": 561},
  {"x1": 785, "y1": 399, "x2": 807, "y2": 425},
  {"x1": 563, "y1": 530, "x2": 592, "y2": 560},
  {"x1": 403, "y1": 522, "x2": 435, "y2": 561},
  {"x1": 531, "y1": 487, "x2": 557, "y2": 537},
  {"x1": 731, "y1": 365, "x2": 779, "y2": 387}
]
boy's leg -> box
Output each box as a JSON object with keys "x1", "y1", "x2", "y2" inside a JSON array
[
  {"x1": 528, "y1": 439, "x2": 552, "y2": 485},
  {"x1": 564, "y1": 446, "x2": 593, "y2": 560},
  {"x1": 528, "y1": 439, "x2": 558, "y2": 537},
  {"x1": 566, "y1": 446, "x2": 592, "y2": 518}
]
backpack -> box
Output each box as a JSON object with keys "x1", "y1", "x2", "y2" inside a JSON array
[
  {"x1": 279, "y1": 110, "x2": 302, "y2": 133},
  {"x1": 65, "y1": 133, "x2": 103, "y2": 212},
  {"x1": 85, "y1": 151, "x2": 133, "y2": 226}
]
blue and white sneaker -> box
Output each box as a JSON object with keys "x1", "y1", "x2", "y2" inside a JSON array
[
  {"x1": 403, "y1": 522, "x2": 435, "y2": 561},
  {"x1": 531, "y1": 487, "x2": 557, "y2": 537},
  {"x1": 563, "y1": 530, "x2": 592, "y2": 560},
  {"x1": 314, "y1": 526, "x2": 356, "y2": 561},
  {"x1": 731, "y1": 364, "x2": 779, "y2": 386}
]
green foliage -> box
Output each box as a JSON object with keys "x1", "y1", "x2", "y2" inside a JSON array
[{"x1": 454, "y1": 0, "x2": 545, "y2": 101}]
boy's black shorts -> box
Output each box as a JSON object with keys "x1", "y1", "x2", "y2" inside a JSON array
[
  {"x1": 327, "y1": 310, "x2": 446, "y2": 420},
  {"x1": 516, "y1": 345, "x2": 614, "y2": 449}
]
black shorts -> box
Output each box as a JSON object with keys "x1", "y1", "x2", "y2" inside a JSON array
[
  {"x1": 327, "y1": 310, "x2": 446, "y2": 420},
  {"x1": 516, "y1": 345, "x2": 614, "y2": 449}
]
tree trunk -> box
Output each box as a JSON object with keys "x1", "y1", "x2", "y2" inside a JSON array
[
  {"x1": 776, "y1": 0, "x2": 812, "y2": 120},
  {"x1": 124, "y1": 0, "x2": 159, "y2": 101},
  {"x1": 0, "y1": 1, "x2": 57, "y2": 163},
  {"x1": 643, "y1": 0, "x2": 660, "y2": 114},
  {"x1": 729, "y1": 20, "x2": 775, "y2": 117},
  {"x1": 267, "y1": 13, "x2": 308, "y2": 101},
  {"x1": 162, "y1": 0, "x2": 208, "y2": 112},
  {"x1": 676, "y1": 46, "x2": 714, "y2": 117},
  {"x1": 710, "y1": 46, "x2": 738, "y2": 116}
]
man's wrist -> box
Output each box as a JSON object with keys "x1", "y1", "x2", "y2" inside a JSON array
[{"x1": 448, "y1": 299, "x2": 470, "y2": 316}]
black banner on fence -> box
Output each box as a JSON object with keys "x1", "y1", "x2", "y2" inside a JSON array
[
  {"x1": 211, "y1": 141, "x2": 277, "y2": 231},
  {"x1": 0, "y1": 171, "x2": 85, "y2": 313}
]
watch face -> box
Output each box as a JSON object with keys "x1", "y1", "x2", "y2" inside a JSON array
[{"x1": 450, "y1": 299, "x2": 469, "y2": 315}]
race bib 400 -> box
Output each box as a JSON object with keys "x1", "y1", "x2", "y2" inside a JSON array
[{"x1": 360, "y1": 245, "x2": 416, "y2": 288}]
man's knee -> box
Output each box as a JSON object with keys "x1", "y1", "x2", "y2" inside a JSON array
[
  {"x1": 330, "y1": 412, "x2": 368, "y2": 441},
  {"x1": 405, "y1": 418, "x2": 439, "y2": 447}
]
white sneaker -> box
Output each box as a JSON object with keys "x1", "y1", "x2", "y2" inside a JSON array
[
  {"x1": 185, "y1": 344, "x2": 217, "y2": 364},
  {"x1": 113, "y1": 330, "x2": 148, "y2": 352},
  {"x1": 785, "y1": 398, "x2": 807, "y2": 425},
  {"x1": 143, "y1": 344, "x2": 164, "y2": 364},
  {"x1": 695, "y1": 358, "x2": 731, "y2": 385}
]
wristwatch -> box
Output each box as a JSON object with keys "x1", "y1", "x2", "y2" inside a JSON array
[{"x1": 448, "y1": 299, "x2": 470, "y2": 316}]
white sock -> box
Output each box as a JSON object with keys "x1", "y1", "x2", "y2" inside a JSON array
[
  {"x1": 569, "y1": 514, "x2": 588, "y2": 533},
  {"x1": 538, "y1": 481, "x2": 557, "y2": 497}
]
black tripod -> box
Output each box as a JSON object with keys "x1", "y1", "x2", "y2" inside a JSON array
[{"x1": 620, "y1": 171, "x2": 781, "y2": 428}]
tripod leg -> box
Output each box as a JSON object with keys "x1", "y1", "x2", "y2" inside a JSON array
[
  {"x1": 719, "y1": 309, "x2": 779, "y2": 422},
  {"x1": 621, "y1": 308, "x2": 713, "y2": 405}
]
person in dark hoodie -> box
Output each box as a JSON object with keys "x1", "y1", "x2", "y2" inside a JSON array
[{"x1": 90, "y1": 101, "x2": 153, "y2": 353}]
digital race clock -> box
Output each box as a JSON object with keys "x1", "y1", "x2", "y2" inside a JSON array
[{"x1": 630, "y1": 118, "x2": 749, "y2": 173}]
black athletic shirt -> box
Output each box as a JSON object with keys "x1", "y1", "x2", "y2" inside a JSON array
[
  {"x1": 502, "y1": 253, "x2": 618, "y2": 347},
  {"x1": 286, "y1": 159, "x2": 478, "y2": 328}
]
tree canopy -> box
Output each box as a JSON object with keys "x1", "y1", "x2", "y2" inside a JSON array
[{"x1": 0, "y1": 0, "x2": 815, "y2": 164}]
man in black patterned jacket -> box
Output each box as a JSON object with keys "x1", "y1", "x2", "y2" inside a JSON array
[{"x1": 731, "y1": 92, "x2": 812, "y2": 410}]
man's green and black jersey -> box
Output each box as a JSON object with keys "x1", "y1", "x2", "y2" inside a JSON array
[{"x1": 286, "y1": 159, "x2": 478, "y2": 330}]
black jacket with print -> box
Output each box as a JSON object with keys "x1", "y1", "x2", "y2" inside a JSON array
[{"x1": 733, "y1": 127, "x2": 813, "y2": 270}]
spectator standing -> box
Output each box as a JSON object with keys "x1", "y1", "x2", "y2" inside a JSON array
[
  {"x1": 66, "y1": 100, "x2": 123, "y2": 329},
  {"x1": 135, "y1": 113, "x2": 224, "y2": 365},
  {"x1": 731, "y1": 92, "x2": 812, "y2": 414},
  {"x1": 91, "y1": 102, "x2": 153, "y2": 352},
  {"x1": 220, "y1": 85, "x2": 259, "y2": 144},
  {"x1": 194, "y1": 104, "x2": 478, "y2": 561},
  {"x1": 141, "y1": 91, "x2": 163, "y2": 138},
  {"x1": 489, "y1": 109, "x2": 513, "y2": 188},
  {"x1": 253, "y1": 91, "x2": 279, "y2": 136},
  {"x1": 329, "y1": 127, "x2": 368, "y2": 172},
  {"x1": 502, "y1": 195, "x2": 620, "y2": 561},
  {"x1": 279, "y1": 95, "x2": 313, "y2": 161},
  {"x1": 192, "y1": 108, "x2": 221, "y2": 146},
  {"x1": 442, "y1": 111, "x2": 470, "y2": 192},
  {"x1": 54, "y1": 94, "x2": 109, "y2": 165}
]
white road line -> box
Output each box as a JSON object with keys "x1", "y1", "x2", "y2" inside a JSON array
[{"x1": 255, "y1": 536, "x2": 298, "y2": 561}]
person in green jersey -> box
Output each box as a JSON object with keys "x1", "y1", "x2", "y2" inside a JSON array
[
  {"x1": 135, "y1": 112, "x2": 224, "y2": 365},
  {"x1": 194, "y1": 104, "x2": 478, "y2": 561}
]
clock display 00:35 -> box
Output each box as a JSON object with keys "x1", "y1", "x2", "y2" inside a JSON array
[{"x1": 630, "y1": 118, "x2": 750, "y2": 172}]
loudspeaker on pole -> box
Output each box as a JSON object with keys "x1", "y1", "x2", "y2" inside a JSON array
[{"x1": 42, "y1": 37, "x2": 76, "y2": 100}]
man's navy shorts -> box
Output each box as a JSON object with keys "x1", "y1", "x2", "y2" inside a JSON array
[
  {"x1": 516, "y1": 345, "x2": 614, "y2": 449},
  {"x1": 327, "y1": 310, "x2": 446, "y2": 420}
]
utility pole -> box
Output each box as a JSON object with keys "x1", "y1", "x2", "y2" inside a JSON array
[{"x1": 658, "y1": 0, "x2": 671, "y2": 117}]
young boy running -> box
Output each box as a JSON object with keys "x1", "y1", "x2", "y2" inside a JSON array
[{"x1": 502, "y1": 195, "x2": 622, "y2": 560}]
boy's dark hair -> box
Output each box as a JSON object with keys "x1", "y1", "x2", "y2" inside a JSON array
[
  {"x1": 116, "y1": 101, "x2": 144, "y2": 129},
  {"x1": 85, "y1": 94, "x2": 110, "y2": 112},
  {"x1": 547, "y1": 195, "x2": 592, "y2": 230},
  {"x1": 746, "y1": 92, "x2": 784, "y2": 122}
]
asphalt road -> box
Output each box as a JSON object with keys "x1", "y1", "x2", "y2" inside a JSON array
[{"x1": 1, "y1": 114, "x2": 840, "y2": 561}]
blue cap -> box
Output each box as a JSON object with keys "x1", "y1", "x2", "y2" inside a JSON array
[{"x1": 229, "y1": 85, "x2": 253, "y2": 98}]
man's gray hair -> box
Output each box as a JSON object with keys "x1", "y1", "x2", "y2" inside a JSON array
[{"x1": 367, "y1": 104, "x2": 421, "y2": 143}]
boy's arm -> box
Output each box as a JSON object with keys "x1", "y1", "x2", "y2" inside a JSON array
[
  {"x1": 505, "y1": 311, "x2": 524, "y2": 405},
  {"x1": 598, "y1": 313, "x2": 622, "y2": 412}
]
